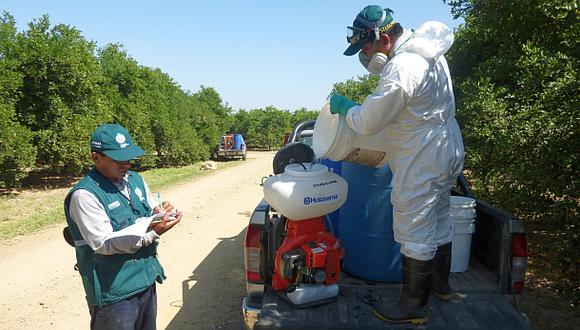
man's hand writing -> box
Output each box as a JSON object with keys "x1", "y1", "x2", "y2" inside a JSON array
[{"x1": 150, "y1": 201, "x2": 183, "y2": 235}]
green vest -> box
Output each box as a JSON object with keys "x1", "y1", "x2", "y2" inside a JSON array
[{"x1": 64, "y1": 169, "x2": 166, "y2": 306}]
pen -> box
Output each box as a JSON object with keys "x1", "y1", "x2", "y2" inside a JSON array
[{"x1": 157, "y1": 192, "x2": 164, "y2": 211}]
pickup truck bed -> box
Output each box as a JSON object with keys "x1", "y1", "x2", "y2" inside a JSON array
[
  {"x1": 254, "y1": 259, "x2": 530, "y2": 329},
  {"x1": 243, "y1": 194, "x2": 532, "y2": 329},
  {"x1": 243, "y1": 120, "x2": 531, "y2": 329}
]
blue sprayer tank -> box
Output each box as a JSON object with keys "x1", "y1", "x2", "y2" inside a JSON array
[
  {"x1": 320, "y1": 159, "x2": 342, "y2": 236},
  {"x1": 339, "y1": 161, "x2": 403, "y2": 282}
]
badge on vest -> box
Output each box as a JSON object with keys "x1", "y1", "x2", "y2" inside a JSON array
[
  {"x1": 134, "y1": 188, "x2": 145, "y2": 201},
  {"x1": 107, "y1": 200, "x2": 121, "y2": 210}
]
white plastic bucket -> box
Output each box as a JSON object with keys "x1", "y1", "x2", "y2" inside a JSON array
[
  {"x1": 450, "y1": 196, "x2": 476, "y2": 272},
  {"x1": 450, "y1": 196, "x2": 477, "y2": 218},
  {"x1": 313, "y1": 103, "x2": 390, "y2": 168}
]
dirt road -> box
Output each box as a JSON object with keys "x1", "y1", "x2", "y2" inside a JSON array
[{"x1": 0, "y1": 151, "x2": 275, "y2": 330}]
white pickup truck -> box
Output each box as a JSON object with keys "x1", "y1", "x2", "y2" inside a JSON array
[{"x1": 217, "y1": 133, "x2": 247, "y2": 160}]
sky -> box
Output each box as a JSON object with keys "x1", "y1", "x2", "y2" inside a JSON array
[{"x1": 2, "y1": 1, "x2": 463, "y2": 112}]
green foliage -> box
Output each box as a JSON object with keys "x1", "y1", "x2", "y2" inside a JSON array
[
  {"x1": 257, "y1": 106, "x2": 292, "y2": 150},
  {"x1": 13, "y1": 15, "x2": 109, "y2": 173},
  {"x1": 0, "y1": 13, "x2": 239, "y2": 187},
  {"x1": 292, "y1": 107, "x2": 319, "y2": 125},
  {"x1": 0, "y1": 11, "x2": 363, "y2": 188},
  {"x1": 0, "y1": 13, "x2": 36, "y2": 187},
  {"x1": 230, "y1": 109, "x2": 251, "y2": 140},
  {"x1": 446, "y1": 0, "x2": 579, "y2": 279},
  {"x1": 190, "y1": 86, "x2": 232, "y2": 154},
  {"x1": 98, "y1": 44, "x2": 154, "y2": 161},
  {"x1": 330, "y1": 74, "x2": 379, "y2": 102},
  {"x1": 0, "y1": 104, "x2": 36, "y2": 188},
  {"x1": 229, "y1": 106, "x2": 318, "y2": 150}
]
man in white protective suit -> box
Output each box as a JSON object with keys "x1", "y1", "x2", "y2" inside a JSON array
[{"x1": 329, "y1": 5, "x2": 465, "y2": 324}]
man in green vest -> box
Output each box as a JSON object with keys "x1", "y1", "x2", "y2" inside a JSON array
[{"x1": 64, "y1": 124, "x2": 183, "y2": 330}]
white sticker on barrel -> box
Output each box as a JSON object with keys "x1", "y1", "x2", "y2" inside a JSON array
[{"x1": 344, "y1": 148, "x2": 387, "y2": 167}]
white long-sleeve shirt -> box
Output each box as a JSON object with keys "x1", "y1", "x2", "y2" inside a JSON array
[{"x1": 68, "y1": 177, "x2": 160, "y2": 255}]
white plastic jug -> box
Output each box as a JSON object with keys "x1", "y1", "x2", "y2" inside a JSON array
[
  {"x1": 313, "y1": 103, "x2": 390, "y2": 168},
  {"x1": 263, "y1": 163, "x2": 348, "y2": 220}
]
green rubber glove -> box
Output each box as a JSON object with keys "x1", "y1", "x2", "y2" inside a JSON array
[{"x1": 330, "y1": 94, "x2": 359, "y2": 116}]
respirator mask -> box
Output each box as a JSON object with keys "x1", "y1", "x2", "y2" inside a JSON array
[
  {"x1": 359, "y1": 30, "x2": 416, "y2": 75},
  {"x1": 359, "y1": 50, "x2": 389, "y2": 76}
]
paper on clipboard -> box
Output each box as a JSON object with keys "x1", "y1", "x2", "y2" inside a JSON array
[
  {"x1": 149, "y1": 211, "x2": 177, "y2": 224},
  {"x1": 106, "y1": 217, "x2": 152, "y2": 240}
]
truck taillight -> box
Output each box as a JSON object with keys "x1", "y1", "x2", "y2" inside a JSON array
[
  {"x1": 511, "y1": 233, "x2": 528, "y2": 294},
  {"x1": 245, "y1": 223, "x2": 262, "y2": 283}
]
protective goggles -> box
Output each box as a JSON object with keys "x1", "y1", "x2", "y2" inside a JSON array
[
  {"x1": 346, "y1": 21, "x2": 397, "y2": 45},
  {"x1": 346, "y1": 26, "x2": 371, "y2": 45}
]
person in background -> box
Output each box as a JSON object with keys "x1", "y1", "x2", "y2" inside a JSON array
[
  {"x1": 330, "y1": 5, "x2": 465, "y2": 324},
  {"x1": 64, "y1": 123, "x2": 183, "y2": 330}
]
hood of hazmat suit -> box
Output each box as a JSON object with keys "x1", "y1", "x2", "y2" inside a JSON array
[{"x1": 344, "y1": 21, "x2": 465, "y2": 261}]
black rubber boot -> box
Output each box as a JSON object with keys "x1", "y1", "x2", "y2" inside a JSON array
[
  {"x1": 373, "y1": 256, "x2": 433, "y2": 324},
  {"x1": 432, "y1": 242, "x2": 453, "y2": 301}
]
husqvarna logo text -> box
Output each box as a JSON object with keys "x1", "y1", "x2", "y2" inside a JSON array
[{"x1": 304, "y1": 194, "x2": 338, "y2": 205}]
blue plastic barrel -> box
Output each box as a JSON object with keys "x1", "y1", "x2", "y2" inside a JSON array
[
  {"x1": 339, "y1": 162, "x2": 403, "y2": 282},
  {"x1": 233, "y1": 134, "x2": 244, "y2": 149},
  {"x1": 320, "y1": 159, "x2": 342, "y2": 237}
]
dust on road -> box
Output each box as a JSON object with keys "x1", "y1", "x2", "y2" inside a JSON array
[{"x1": 0, "y1": 151, "x2": 275, "y2": 330}]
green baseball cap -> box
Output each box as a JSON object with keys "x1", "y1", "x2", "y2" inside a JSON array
[
  {"x1": 344, "y1": 5, "x2": 396, "y2": 56},
  {"x1": 90, "y1": 124, "x2": 144, "y2": 161}
]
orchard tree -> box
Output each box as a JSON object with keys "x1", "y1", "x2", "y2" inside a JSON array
[
  {"x1": 444, "y1": 0, "x2": 578, "y2": 277},
  {"x1": 330, "y1": 74, "x2": 378, "y2": 103},
  {"x1": 15, "y1": 15, "x2": 109, "y2": 173},
  {"x1": 0, "y1": 12, "x2": 35, "y2": 187}
]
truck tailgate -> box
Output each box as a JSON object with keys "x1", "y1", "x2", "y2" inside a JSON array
[
  {"x1": 253, "y1": 258, "x2": 530, "y2": 330},
  {"x1": 254, "y1": 284, "x2": 530, "y2": 330}
]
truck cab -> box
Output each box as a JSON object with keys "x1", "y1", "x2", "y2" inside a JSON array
[{"x1": 242, "y1": 121, "x2": 531, "y2": 329}]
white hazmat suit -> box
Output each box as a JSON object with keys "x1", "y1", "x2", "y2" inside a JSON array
[{"x1": 345, "y1": 21, "x2": 465, "y2": 261}]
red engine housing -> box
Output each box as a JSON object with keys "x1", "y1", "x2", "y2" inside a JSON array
[{"x1": 271, "y1": 217, "x2": 344, "y2": 291}]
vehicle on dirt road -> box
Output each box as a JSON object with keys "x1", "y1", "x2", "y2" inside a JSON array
[
  {"x1": 217, "y1": 133, "x2": 247, "y2": 160},
  {"x1": 242, "y1": 120, "x2": 531, "y2": 329}
]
